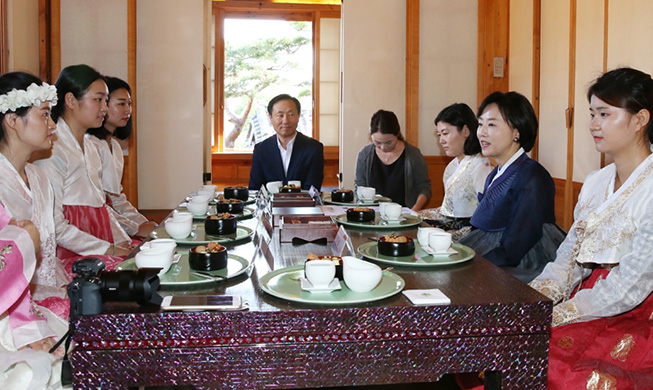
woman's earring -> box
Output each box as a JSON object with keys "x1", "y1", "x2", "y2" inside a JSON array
[{"x1": 513, "y1": 137, "x2": 519, "y2": 143}]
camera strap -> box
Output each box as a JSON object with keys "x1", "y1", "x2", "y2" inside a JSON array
[{"x1": 49, "y1": 322, "x2": 75, "y2": 386}]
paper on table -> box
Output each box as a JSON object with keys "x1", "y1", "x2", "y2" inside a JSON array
[
  {"x1": 402, "y1": 289, "x2": 451, "y2": 306},
  {"x1": 319, "y1": 205, "x2": 348, "y2": 216}
]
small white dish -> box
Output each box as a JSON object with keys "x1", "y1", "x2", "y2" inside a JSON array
[
  {"x1": 421, "y1": 246, "x2": 458, "y2": 256},
  {"x1": 380, "y1": 215, "x2": 406, "y2": 223},
  {"x1": 299, "y1": 277, "x2": 342, "y2": 293}
]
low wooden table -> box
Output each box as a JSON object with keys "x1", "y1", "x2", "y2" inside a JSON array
[{"x1": 70, "y1": 216, "x2": 551, "y2": 389}]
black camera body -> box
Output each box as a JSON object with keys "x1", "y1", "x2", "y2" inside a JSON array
[{"x1": 68, "y1": 257, "x2": 163, "y2": 316}]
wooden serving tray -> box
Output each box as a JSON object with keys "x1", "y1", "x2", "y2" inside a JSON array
[{"x1": 279, "y1": 216, "x2": 338, "y2": 242}]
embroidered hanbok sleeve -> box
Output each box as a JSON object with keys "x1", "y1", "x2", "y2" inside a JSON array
[
  {"x1": 39, "y1": 153, "x2": 112, "y2": 255},
  {"x1": 0, "y1": 220, "x2": 55, "y2": 348},
  {"x1": 558, "y1": 216, "x2": 653, "y2": 325},
  {"x1": 529, "y1": 224, "x2": 588, "y2": 303}
]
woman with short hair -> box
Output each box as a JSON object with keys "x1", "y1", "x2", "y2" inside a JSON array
[{"x1": 458, "y1": 91, "x2": 566, "y2": 282}]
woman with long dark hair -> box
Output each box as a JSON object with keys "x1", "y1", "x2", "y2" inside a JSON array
[
  {"x1": 34, "y1": 64, "x2": 133, "y2": 262},
  {"x1": 355, "y1": 109, "x2": 431, "y2": 210},
  {"x1": 87, "y1": 76, "x2": 156, "y2": 238}
]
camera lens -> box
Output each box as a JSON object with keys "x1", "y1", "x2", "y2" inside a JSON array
[{"x1": 100, "y1": 268, "x2": 163, "y2": 306}]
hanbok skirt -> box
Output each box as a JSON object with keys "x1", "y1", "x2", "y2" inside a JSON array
[
  {"x1": 57, "y1": 205, "x2": 124, "y2": 273},
  {"x1": 457, "y1": 223, "x2": 566, "y2": 283},
  {"x1": 548, "y1": 269, "x2": 653, "y2": 390}
]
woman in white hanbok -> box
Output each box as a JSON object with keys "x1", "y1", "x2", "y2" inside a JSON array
[
  {"x1": 419, "y1": 103, "x2": 492, "y2": 232},
  {"x1": 0, "y1": 73, "x2": 67, "y2": 390},
  {"x1": 0, "y1": 72, "x2": 70, "y2": 315},
  {"x1": 33, "y1": 65, "x2": 133, "y2": 264},
  {"x1": 86, "y1": 77, "x2": 156, "y2": 239},
  {"x1": 527, "y1": 68, "x2": 653, "y2": 388}
]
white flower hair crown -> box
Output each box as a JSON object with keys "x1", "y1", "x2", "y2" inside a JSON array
[{"x1": 0, "y1": 82, "x2": 58, "y2": 114}]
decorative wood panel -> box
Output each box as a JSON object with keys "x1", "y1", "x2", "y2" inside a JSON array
[
  {"x1": 477, "y1": 0, "x2": 510, "y2": 105},
  {"x1": 423, "y1": 156, "x2": 451, "y2": 209}
]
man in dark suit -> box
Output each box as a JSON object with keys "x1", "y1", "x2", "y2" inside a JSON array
[{"x1": 248, "y1": 94, "x2": 324, "y2": 190}]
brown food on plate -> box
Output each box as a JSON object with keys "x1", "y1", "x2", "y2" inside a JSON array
[
  {"x1": 381, "y1": 234, "x2": 409, "y2": 243},
  {"x1": 193, "y1": 242, "x2": 224, "y2": 254},
  {"x1": 352, "y1": 207, "x2": 372, "y2": 212},
  {"x1": 209, "y1": 212, "x2": 232, "y2": 220}
]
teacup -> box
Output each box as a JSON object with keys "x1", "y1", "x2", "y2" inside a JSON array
[
  {"x1": 190, "y1": 195, "x2": 210, "y2": 204},
  {"x1": 186, "y1": 201, "x2": 208, "y2": 216},
  {"x1": 288, "y1": 180, "x2": 301, "y2": 188},
  {"x1": 266, "y1": 181, "x2": 283, "y2": 194},
  {"x1": 165, "y1": 217, "x2": 193, "y2": 239},
  {"x1": 357, "y1": 186, "x2": 376, "y2": 201},
  {"x1": 171, "y1": 211, "x2": 193, "y2": 222},
  {"x1": 417, "y1": 227, "x2": 445, "y2": 247},
  {"x1": 201, "y1": 184, "x2": 217, "y2": 194},
  {"x1": 380, "y1": 202, "x2": 402, "y2": 219},
  {"x1": 135, "y1": 242, "x2": 179, "y2": 275},
  {"x1": 428, "y1": 231, "x2": 452, "y2": 253},
  {"x1": 196, "y1": 189, "x2": 215, "y2": 198},
  {"x1": 342, "y1": 256, "x2": 382, "y2": 293},
  {"x1": 304, "y1": 259, "x2": 336, "y2": 288}
]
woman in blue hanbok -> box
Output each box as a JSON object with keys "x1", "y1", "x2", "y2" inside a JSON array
[{"x1": 458, "y1": 91, "x2": 566, "y2": 282}]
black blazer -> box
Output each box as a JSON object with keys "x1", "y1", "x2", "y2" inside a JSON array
[{"x1": 248, "y1": 132, "x2": 324, "y2": 190}]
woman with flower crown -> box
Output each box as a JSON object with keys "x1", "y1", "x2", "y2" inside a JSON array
[
  {"x1": 527, "y1": 67, "x2": 653, "y2": 389},
  {"x1": 33, "y1": 65, "x2": 134, "y2": 265},
  {"x1": 0, "y1": 71, "x2": 72, "y2": 310},
  {"x1": 0, "y1": 203, "x2": 68, "y2": 390},
  {"x1": 86, "y1": 76, "x2": 157, "y2": 239}
]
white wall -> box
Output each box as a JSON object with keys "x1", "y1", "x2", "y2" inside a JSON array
[
  {"x1": 509, "y1": 1, "x2": 533, "y2": 101},
  {"x1": 60, "y1": 0, "x2": 128, "y2": 80},
  {"x1": 340, "y1": 0, "x2": 406, "y2": 188},
  {"x1": 419, "y1": 0, "x2": 477, "y2": 157},
  {"x1": 538, "y1": 0, "x2": 571, "y2": 180},
  {"x1": 137, "y1": 0, "x2": 205, "y2": 209}
]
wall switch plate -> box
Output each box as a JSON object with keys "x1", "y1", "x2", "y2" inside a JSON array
[{"x1": 493, "y1": 57, "x2": 504, "y2": 78}]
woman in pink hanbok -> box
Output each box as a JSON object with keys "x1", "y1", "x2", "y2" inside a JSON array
[
  {"x1": 0, "y1": 203, "x2": 67, "y2": 390},
  {"x1": 86, "y1": 76, "x2": 156, "y2": 239},
  {"x1": 33, "y1": 65, "x2": 133, "y2": 268}
]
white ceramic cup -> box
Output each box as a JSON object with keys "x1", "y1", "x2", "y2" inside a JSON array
[
  {"x1": 288, "y1": 180, "x2": 301, "y2": 188},
  {"x1": 135, "y1": 241, "x2": 179, "y2": 275},
  {"x1": 304, "y1": 259, "x2": 336, "y2": 288},
  {"x1": 164, "y1": 217, "x2": 192, "y2": 239},
  {"x1": 202, "y1": 184, "x2": 217, "y2": 193},
  {"x1": 190, "y1": 195, "x2": 210, "y2": 204},
  {"x1": 357, "y1": 186, "x2": 376, "y2": 201},
  {"x1": 342, "y1": 256, "x2": 382, "y2": 293},
  {"x1": 383, "y1": 203, "x2": 402, "y2": 219},
  {"x1": 172, "y1": 211, "x2": 193, "y2": 222},
  {"x1": 428, "y1": 232, "x2": 452, "y2": 253},
  {"x1": 417, "y1": 227, "x2": 445, "y2": 247},
  {"x1": 196, "y1": 189, "x2": 215, "y2": 198},
  {"x1": 186, "y1": 201, "x2": 208, "y2": 216},
  {"x1": 266, "y1": 181, "x2": 283, "y2": 194}
]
